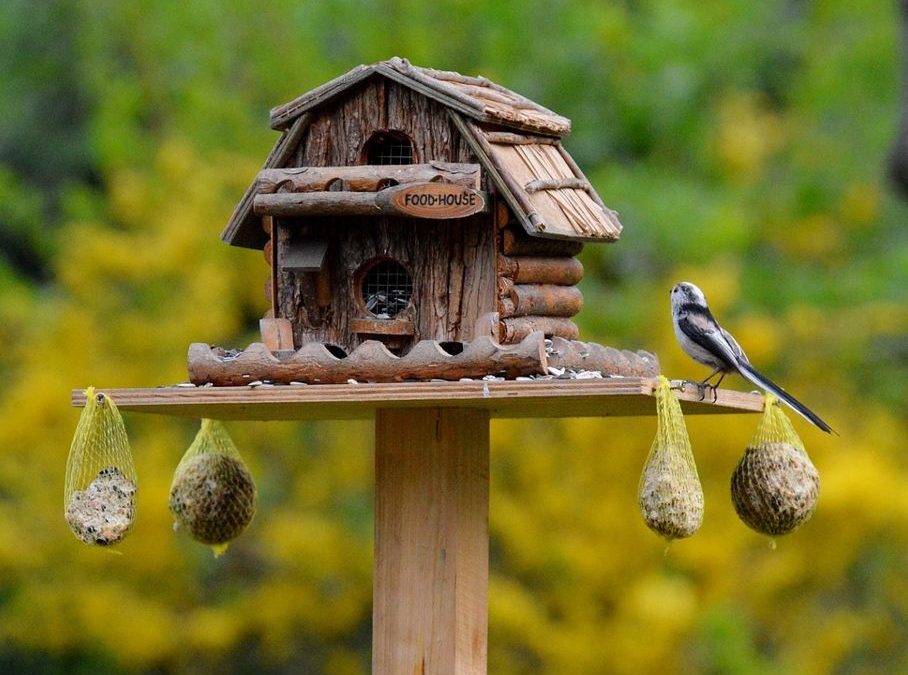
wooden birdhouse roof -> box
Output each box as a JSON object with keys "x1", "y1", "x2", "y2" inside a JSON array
[
  {"x1": 269, "y1": 57, "x2": 572, "y2": 136},
  {"x1": 223, "y1": 58, "x2": 623, "y2": 249}
]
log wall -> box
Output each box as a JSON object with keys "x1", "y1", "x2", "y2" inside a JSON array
[{"x1": 497, "y1": 216, "x2": 583, "y2": 343}]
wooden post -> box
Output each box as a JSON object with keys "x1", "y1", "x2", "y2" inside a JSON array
[{"x1": 374, "y1": 408, "x2": 489, "y2": 675}]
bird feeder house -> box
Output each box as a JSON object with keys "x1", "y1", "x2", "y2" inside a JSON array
[
  {"x1": 189, "y1": 57, "x2": 661, "y2": 385},
  {"x1": 73, "y1": 59, "x2": 763, "y2": 674}
]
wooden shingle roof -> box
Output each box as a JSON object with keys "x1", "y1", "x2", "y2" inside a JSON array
[
  {"x1": 270, "y1": 57, "x2": 571, "y2": 137},
  {"x1": 223, "y1": 59, "x2": 622, "y2": 249}
]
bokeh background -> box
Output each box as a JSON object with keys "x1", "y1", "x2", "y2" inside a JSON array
[{"x1": 2, "y1": 1, "x2": 907, "y2": 673}]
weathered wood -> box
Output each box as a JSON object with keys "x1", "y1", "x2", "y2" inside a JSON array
[
  {"x1": 255, "y1": 188, "x2": 489, "y2": 219},
  {"x1": 497, "y1": 296, "x2": 516, "y2": 319},
  {"x1": 500, "y1": 316, "x2": 579, "y2": 342},
  {"x1": 187, "y1": 331, "x2": 547, "y2": 385},
  {"x1": 270, "y1": 64, "x2": 376, "y2": 130},
  {"x1": 373, "y1": 407, "x2": 489, "y2": 675},
  {"x1": 498, "y1": 255, "x2": 583, "y2": 285},
  {"x1": 272, "y1": 80, "x2": 499, "y2": 352},
  {"x1": 501, "y1": 227, "x2": 583, "y2": 256},
  {"x1": 495, "y1": 200, "x2": 510, "y2": 229},
  {"x1": 545, "y1": 337, "x2": 660, "y2": 377},
  {"x1": 255, "y1": 192, "x2": 383, "y2": 217},
  {"x1": 255, "y1": 163, "x2": 481, "y2": 194},
  {"x1": 484, "y1": 131, "x2": 560, "y2": 145},
  {"x1": 350, "y1": 317, "x2": 416, "y2": 336},
  {"x1": 495, "y1": 141, "x2": 621, "y2": 240},
  {"x1": 263, "y1": 215, "x2": 279, "y2": 312},
  {"x1": 273, "y1": 79, "x2": 496, "y2": 351},
  {"x1": 509, "y1": 284, "x2": 583, "y2": 317},
  {"x1": 555, "y1": 142, "x2": 612, "y2": 213},
  {"x1": 524, "y1": 177, "x2": 592, "y2": 193},
  {"x1": 314, "y1": 267, "x2": 332, "y2": 308},
  {"x1": 300, "y1": 78, "x2": 477, "y2": 168},
  {"x1": 452, "y1": 115, "x2": 539, "y2": 233},
  {"x1": 259, "y1": 318, "x2": 295, "y2": 351},
  {"x1": 378, "y1": 59, "x2": 569, "y2": 137},
  {"x1": 71, "y1": 379, "x2": 767, "y2": 421}
]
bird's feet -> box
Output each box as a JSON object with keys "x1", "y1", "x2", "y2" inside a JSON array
[{"x1": 695, "y1": 381, "x2": 719, "y2": 403}]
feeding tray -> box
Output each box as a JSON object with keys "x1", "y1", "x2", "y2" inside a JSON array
[{"x1": 71, "y1": 379, "x2": 763, "y2": 421}]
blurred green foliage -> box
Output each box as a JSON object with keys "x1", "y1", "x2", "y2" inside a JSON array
[{"x1": 1, "y1": 1, "x2": 907, "y2": 673}]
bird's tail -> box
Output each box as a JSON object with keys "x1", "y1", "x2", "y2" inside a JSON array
[{"x1": 737, "y1": 362, "x2": 835, "y2": 434}]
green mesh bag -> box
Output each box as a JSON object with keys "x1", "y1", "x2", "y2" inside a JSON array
[
  {"x1": 731, "y1": 394, "x2": 819, "y2": 536},
  {"x1": 638, "y1": 376, "x2": 704, "y2": 540},
  {"x1": 170, "y1": 419, "x2": 257, "y2": 556},
  {"x1": 65, "y1": 387, "x2": 137, "y2": 546}
]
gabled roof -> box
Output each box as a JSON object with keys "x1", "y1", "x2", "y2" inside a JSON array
[
  {"x1": 270, "y1": 57, "x2": 571, "y2": 137},
  {"x1": 222, "y1": 59, "x2": 622, "y2": 249}
]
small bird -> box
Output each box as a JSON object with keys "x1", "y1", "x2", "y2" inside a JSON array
[{"x1": 670, "y1": 281, "x2": 834, "y2": 434}]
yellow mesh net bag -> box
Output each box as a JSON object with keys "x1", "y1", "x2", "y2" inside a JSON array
[
  {"x1": 170, "y1": 419, "x2": 257, "y2": 556},
  {"x1": 65, "y1": 387, "x2": 137, "y2": 546},
  {"x1": 731, "y1": 394, "x2": 819, "y2": 536},
  {"x1": 638, "y1": 376, "x2": 704, "y2": 540}
]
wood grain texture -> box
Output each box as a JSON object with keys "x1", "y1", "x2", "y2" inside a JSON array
[
  {"x1": 275, "y1": 78, "x2": 496, "y2": 352},
  {"x1": 71, "y1": 379, "x2": 765, "y2": 421},
  {"x1": 258, "y1": 318, "x2": 294, "y2": 351},
  {"x1": 255, "y1": 163, "x2": 481, "y2": 193},
  {"x1": 498, "y1": 255, "x2": 583, "y2": 285},
  {"x1": 501, "y1": 227, "x2": 583, "y2": 257},
  {"x1": 373, "y1": 408, "x2": 489, "y2": 675},
  {"x1": 186, "y1": 333, "x2": 546, "y2": 385},
  {"x1": 499, "y1": 316, "x2": 580, "y2": 342},
  {"x1": 508, "y1": 284, "x2": 583, "y2": 317}
]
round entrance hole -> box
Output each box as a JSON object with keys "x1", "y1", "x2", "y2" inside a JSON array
[{"x1": 361, "y1": 259, "x2": 413, "y2": 319}]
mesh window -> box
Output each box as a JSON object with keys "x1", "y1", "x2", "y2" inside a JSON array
[
  {"x1": 366, "y1": 132, "x2": 413, "y2": 165},
  {"x1": 362, "y1": 260, "x2": 413, "y2": 318}
]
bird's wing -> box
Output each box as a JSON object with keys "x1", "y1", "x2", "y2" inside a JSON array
[
  {"x1": 677, "y1": 310, "x2": 741, "y2": 369},
  {"x1": 718, "y1": 326, "x2": 749, "y2": 365}
]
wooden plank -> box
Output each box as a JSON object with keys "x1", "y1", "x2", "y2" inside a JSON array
[
  {"x1": 450, "y1": 114, "x2": 539, "y2": 236},
  {"x1": 266, "y1": 216, "x2": 279, "y2": 311},
  {"x1": 483, "y1": 131, "x2": 559, "y2": 145},
  {"x1": 259, "y1": 318, "x2": 294, "y2": 351},
  {"x1": 254, "y1": 191, "x2": 382, "y2": 217},
  {"x1": 373, "y1": 408, "x2": 488, "y2": 675},
  {"x1": 70, "y1": 379, "x2": 765, "y2": 421},
  {"x1": 269, "y1": 63, "x2": 377, "y2": 130},
  {"x1": 253, "y1": 190, "x2": 490, "y2": 219},
  {"x1": 350, "y1": 318, "x2": 416, "y2": 336},
  {"x1": 255, "y1": 163, "x2": 482, "y2": 194}
]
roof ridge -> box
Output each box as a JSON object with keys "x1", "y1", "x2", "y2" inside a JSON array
[{"x1": 269, "y1": 58, "x2": 570, "y2": 137}]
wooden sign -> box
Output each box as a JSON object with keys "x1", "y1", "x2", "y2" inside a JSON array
[{"x1": 378, "y1": 182, "x2": 486, "y2": 219}]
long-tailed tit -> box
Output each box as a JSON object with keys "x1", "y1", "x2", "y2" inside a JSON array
[{"x1": 670, "y1": 282, "x2": 834, "y2": 434}]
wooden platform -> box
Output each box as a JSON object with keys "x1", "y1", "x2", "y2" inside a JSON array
[
  {"x1": 70, "y1": 377, "x2": 764, "y2": 421},
  {"x1": 69, "y1": 375, "x2": 763, "y2": 674}
]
